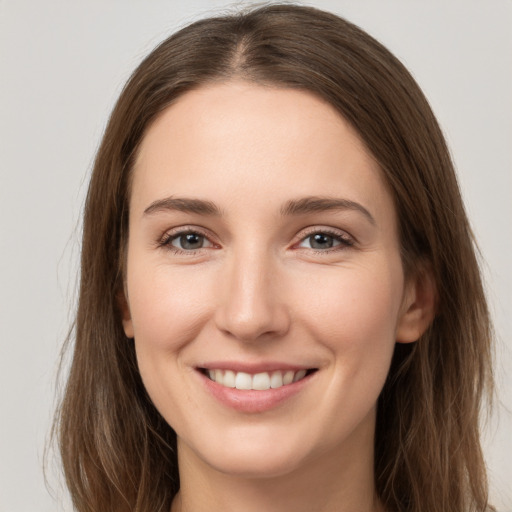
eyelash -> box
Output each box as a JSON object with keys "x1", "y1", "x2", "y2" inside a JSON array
[
  {"x1": 296, "y1": 227, "x2": 354, "y2": 253},
  {"x1": 158, "y1": 227, "x2": 215, "y2": 256},
  {"x1": 158, "y1": 226, "x2": 355, "y2": 255}
]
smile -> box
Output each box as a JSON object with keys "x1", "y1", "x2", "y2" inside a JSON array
[
  {"x1": 203, "y1": 368, "x2": 313, "y2": 390},
  {"x1": 197, "y1": 365, "x2": 318, "y2": 413}
]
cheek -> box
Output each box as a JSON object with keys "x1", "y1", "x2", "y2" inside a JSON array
[
  {"x1": 295, "y1": 260, "x2": 404, "y2": 354},
  {"x1": 127, "y1": 263, "x2": 213, "y2": 420},
  {"x1": 127, "y1": 261, "x2": 213, "y2": 358}
]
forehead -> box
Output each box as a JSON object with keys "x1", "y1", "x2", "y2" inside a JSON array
[{"x1": 131, "y1": 81, "x2": 395, "y2": 225}]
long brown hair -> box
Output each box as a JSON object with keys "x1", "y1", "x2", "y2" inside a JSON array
[{"x1": 55, "y1": 4, "x2": 494, "y2": 511}]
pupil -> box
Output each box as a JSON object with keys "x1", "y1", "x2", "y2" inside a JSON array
[
  {"x1": 181, "y1": 233, "x2": 203, "y2": 250},
  {"x1": 311, "y1": 233, "x2": 333, "y2": 249}
]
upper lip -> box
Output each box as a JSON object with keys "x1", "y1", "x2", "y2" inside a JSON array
[{"x1": 197, "y1": 361, "x2": 316, "y2": 374}]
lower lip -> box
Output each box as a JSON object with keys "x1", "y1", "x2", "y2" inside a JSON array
[{"x1": 198, "y1": 370, "x2": 315, "y2": 413}]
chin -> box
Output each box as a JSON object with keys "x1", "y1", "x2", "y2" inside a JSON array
[
  {"x1": 209, "y1": 450, "x2": 306, "y2": 479},
  {"x1": 179, "y1": 429, "x2": 311, "y2": 479}
]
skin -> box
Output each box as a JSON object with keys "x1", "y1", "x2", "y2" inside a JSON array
[{"x1": 121, "y1": 81, "x2": 434, "y2": 512}]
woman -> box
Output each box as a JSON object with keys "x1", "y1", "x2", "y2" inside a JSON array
[{"x1": 56, "y1": 4, "x2": 494, "y2": 511}]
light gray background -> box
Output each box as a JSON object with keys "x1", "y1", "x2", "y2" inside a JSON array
[{"x1": 1, "y1": 1, "x2": 511, "y2": 511}]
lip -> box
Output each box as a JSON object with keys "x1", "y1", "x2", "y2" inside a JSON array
[
  {"x1": 199, "y1": 360, "x2": 312, "y2": 373},
  {"x1": 196, "y1": 363, "x2": 317, "y2": 413}
]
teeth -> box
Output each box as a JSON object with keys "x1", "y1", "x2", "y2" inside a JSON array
[
  {"x1": 223, "y1": 370, "x2": 236, "y2": 388},
  {"x1": 206, "y1": 369, "x2": 310, "y2": 390},
  {"x1": 235, "y1": 372, "x2": 252, "y2": 390},
  {"x1": 252, "y1": 372, "x2": 270, "y2": 390},
  {"x1": 283, "y1": 370, "x2": 294, "y2": 385},
  {"x1": 293, "y1": 369, "x2": 307, "y2": 382},
  {"x1": 270, "y1": 371, "x2": 283, "y2": 388}
]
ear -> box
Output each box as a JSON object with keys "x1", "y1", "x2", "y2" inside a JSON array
[
  {"x1": 117, "y1": 289, "x2": 134, "y2": 339},
  {"x1": 396, "y1": 264, "x2": 437, "y2": 343}
]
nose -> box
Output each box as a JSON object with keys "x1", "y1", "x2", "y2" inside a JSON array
[{"x1": 214, "y1": 249, "x2": 291, "y2": 342}]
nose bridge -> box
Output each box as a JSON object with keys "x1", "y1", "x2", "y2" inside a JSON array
[{"x1": 215, "y1": 242, "x2": 289, "y2": 341}]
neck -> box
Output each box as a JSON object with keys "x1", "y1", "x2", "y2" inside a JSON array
[{"x1": 171, "y1": 416, "x2": 383, "y2": 512}]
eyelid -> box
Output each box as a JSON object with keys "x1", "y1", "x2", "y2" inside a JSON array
[
  {"x1": 170, "y1": 232, "x2": 214, "y2": 249},
  {"x1": 292, "y1": 226, "x2": 355, "y2": 251},
  {"x1": 156, "y1": 224, "x2": 355, "y2": 254},
  {"x1": 157, "y1": 225, "x2": 219, "y2": 252}
]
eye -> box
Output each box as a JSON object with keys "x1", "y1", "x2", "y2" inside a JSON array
[
  {"x1": 163, "y1": 230, "x2": 214, "y2": 252},
  {"x1": 297, "y1": 230, "x2": 353, "y2": 251}
]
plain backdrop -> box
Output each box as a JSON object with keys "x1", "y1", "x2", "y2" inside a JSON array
[{"x1": 1, "y1": 1, "x2": 511, "y2": 511}]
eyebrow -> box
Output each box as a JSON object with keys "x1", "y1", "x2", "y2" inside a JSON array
[
  {"x1": 143, "y1": 195, "x2": 375, "y2": 225},
  {"x1": 143, "y1": 197, "x2": 222, "y2": 216},
  {"x1": 280, "y1": 196, "x2": 376, "y2": 225}
]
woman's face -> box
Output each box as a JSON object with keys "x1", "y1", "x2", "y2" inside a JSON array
[{"x1": 123, "y1": 81, "x2": 423, "y2": 478}]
